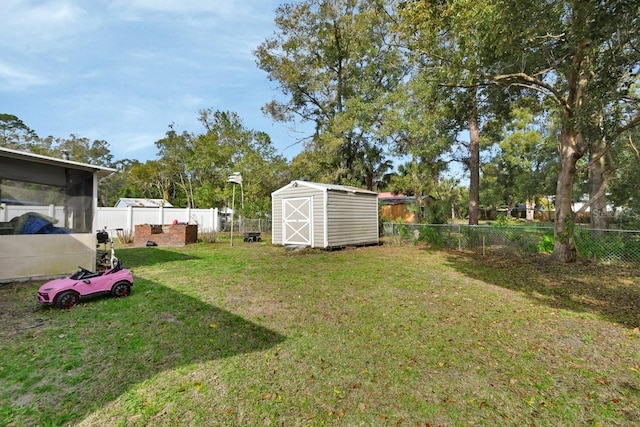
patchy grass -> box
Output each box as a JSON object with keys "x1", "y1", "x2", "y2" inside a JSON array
[{"x1": 1, "y1": 243, "x2": 639, "y2": 426}]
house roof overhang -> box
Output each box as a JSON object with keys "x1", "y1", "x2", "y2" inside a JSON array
[{"x1": 0, "y1": 147, "x2": 116, "y2": 186}]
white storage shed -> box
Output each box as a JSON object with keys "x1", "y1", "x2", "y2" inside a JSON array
[{"x1": 271, "y1": 180, "x2": 379, "y2": 249}]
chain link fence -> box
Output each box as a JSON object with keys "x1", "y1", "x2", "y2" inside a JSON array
[
  {"x1": 239, "y1": 218, "x2": 272, "y2": 233},
  {"x1": 382, "y1": 223, "x2": 640, "y2": 263}
]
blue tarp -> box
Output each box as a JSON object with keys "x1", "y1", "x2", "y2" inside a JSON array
[{"x1": 11, "y1": 212, "x2": 70, "y2": 234}]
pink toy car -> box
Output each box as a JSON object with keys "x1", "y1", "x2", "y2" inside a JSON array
[{"x1": 37, "y1": 263, "x2": 133, "y2": 309}]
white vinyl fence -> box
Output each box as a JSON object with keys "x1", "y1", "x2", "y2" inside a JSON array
[
  {"x1": 1, "y1": 204, "x2": 65, "y2": 223},
  {"x1": 2, "y1": 204, "x2": 226, "y2": 234},
  {"x1": 95, "y1": 206, "x2": 225, "y2": 233}
]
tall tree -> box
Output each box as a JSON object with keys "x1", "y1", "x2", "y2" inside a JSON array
[
  {"x1": 380, "y1": 76, "x2": 453, "y2": 220},
  {"x1": 489, "y1": 0, "x2": 640, "y2": 261},
  {"x1": 194, "y1": 110, "x2": 290, "y2": 216},
  {"x1": 396, "y1": 0, "x2": 512, "y2": 226},
  {"x1": 155, "y1": 127, "x2": 198, "y2": 208},
  {"x1": 399, "y1": 0, "x2": 640, "y2": 262},
  {"x1": 255, "y1": 0, "x2": 406, "y2": 187},
  {"x1": 56, "y1": 134, "x2": 114, "y2": 166},
  {"x1": 0, "y1": 114, "x2": 38, "y2": 148},
  {"x1": 153, "y1": 110, "x2": 290, "y2": 214},
  {"x1": 608, "y1": 128, "x2": 640, "y2": 225},
  {"x1": 481, "y1": 107, "x2": 557, "y2": 219}
]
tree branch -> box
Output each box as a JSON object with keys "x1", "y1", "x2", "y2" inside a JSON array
[{"x1": 489, "y1": 72, "x2": 568, "y2": 111}]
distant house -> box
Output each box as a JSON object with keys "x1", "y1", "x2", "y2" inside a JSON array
[
  {"x1": 378, "y1": 192, "x2": 435, "y2": 223},
  {"x1": 114, "y1": 198, "x2": 173, "y2": 208}
]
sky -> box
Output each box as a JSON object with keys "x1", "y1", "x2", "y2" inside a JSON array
[{"x1": 0, "y1": 0, "x2": 306, "y2": 163}]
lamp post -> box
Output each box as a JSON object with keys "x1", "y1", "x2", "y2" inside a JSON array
[{"x1": 228, "y1": 172, "x2": 243, "y2": 247}]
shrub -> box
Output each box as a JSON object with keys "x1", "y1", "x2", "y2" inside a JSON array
[
  {"x1": 419, "y1": 225, "x2": 453, "y2": 248},
  {"x1": 199, "y1": 228, "x2": 218, "y2": 243},
  {"x1": 116, "y1": 229, "x2": 135, "y2": 244},
  {"x1": 537, "y1": 233, "x2": 555, "y2": 253}
]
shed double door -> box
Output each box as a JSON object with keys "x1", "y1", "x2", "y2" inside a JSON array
[{"x1": 282, "y1": 197, "x2": 312, "y2": 246}]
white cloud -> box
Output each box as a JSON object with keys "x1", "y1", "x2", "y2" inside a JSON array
[
  {"x1": 109, "y1": 0, "x2": 251, "y2": 18},
  {"x1": 0, "y1": 0, "x2": 94, "y2": 53},
  {"x1": 0, "y1": 61, "x2": 48, "y2": 91},
  {"x1": 0, "y1": 0, "x2": 296, "y2": 162}
]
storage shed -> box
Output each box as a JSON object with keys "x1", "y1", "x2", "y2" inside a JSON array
[{"x1": 271, "y1": 180, "x2": 379, "y2": 249}]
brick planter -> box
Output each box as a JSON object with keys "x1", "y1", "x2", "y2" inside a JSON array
[{"x1": 134, "y1": 224, "x2": 198, "y2": 247}]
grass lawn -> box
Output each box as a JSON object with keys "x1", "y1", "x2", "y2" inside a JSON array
[{"x1": 1, "y1": 241, "x2": 639, "y2": 426}]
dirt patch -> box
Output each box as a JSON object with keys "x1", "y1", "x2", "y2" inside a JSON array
[{"x1": 0, "y1": 281, "x2": 51, "y2": 338}]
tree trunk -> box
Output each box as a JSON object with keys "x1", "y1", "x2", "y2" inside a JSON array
[
  {"x1": 552, "y1": 127, "x2": 587, "y2": 263},
  {"x1": 411, "y1": 153, "x2": 423, "y2": 223},
  {"x1": 588, "y1": 138, "x2": 609, "y2": 230},
  {"x1": 468, "y1": 93, "x2": 480, "y2": 226}
]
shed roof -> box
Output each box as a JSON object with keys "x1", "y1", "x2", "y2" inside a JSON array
[
  {"x1": 378, "y1": 192, "x2": 436, "y2": 205},
  {"x1": 272, "y1": 180, "x2": 378, "y2": 196}
]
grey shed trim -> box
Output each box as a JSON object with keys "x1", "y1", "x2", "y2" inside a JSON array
[{"x1": 271, "y1": 180, "x2": 379, "y2": 249}]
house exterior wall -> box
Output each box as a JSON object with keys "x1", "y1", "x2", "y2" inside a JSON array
[
  {"x1": 380, "y1": 204, "x2": 416, "y2": 223},
  {"x1": 0, "y1": 234, "x2": 96, "y2": 282},
  {"x1": 0, "y1": 148, "x2": 116, "y2": 282},
  {"x1": 326, "y1": 191, "x2": 379, "y2": 247}
]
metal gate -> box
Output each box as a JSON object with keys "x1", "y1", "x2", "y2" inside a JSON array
[{"x1": 283, "y1": 197, "x2": 312, "y2": 246}]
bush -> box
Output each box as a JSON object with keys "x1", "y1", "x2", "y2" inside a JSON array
[
  {"x1": 199, "y1": 228, "x2": 218, "y2": 243},
  {"x1": 116, "y1": 229, "x2": 135, "y2": 244},
  {"x1": 575, "y1": 230, "x2": 640, "y2": 262},
  {"x1": 614, "y1": 209, "x2": 640, "y2": 229},
  {"x1": 419, "y1": 225, "x2": 457, "y2": 248},
  {"x1": 537, "y1": 233, "x2": 555, "y2": 253}
]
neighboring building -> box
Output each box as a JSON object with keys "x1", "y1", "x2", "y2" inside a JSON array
[
  {"x1": 0, "y1": 147, "x2": 115, "y2": 282},
  {"x1": 271, "y1": 180, "x2": 379, "y2": 249},
  {"x1": 114, "y1": 198, "x2": 173, "y2": 208},
  {"x1": 378, "y1": 192, "x2": 436, "y2": 223}
]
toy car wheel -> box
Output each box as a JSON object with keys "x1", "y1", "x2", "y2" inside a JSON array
[
  {"x1": 55, "y1": 291, "x2": 80, "y2": 309},
  {"x1": 111, "y1": 281, "x2": 131, "y2": 298}
]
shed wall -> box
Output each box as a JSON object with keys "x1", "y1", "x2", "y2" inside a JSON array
[
  {"x1": 326, "y1": 192, "x2": 379, "y2": 247},
  {"x1": 272, "y1": 186, "x2": 325, "y2": 246}
]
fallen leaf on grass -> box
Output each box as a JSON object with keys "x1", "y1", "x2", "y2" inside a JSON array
[{"x1": 262, "y1": 392, "x2": 281, "y2": 401}]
